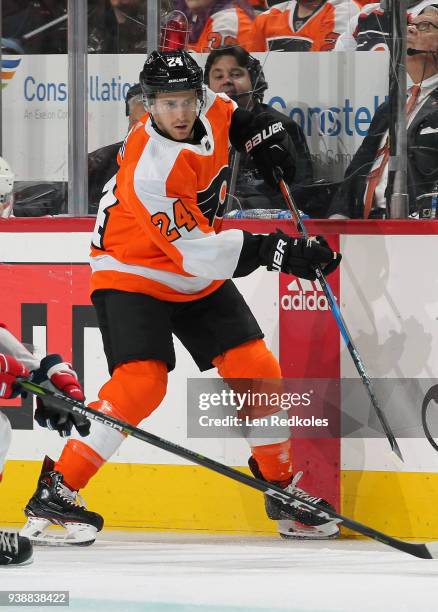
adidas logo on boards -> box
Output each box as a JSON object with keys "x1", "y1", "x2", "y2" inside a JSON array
[{"x1": 281, "y1": 278, "x2": 329, "y2": 311}]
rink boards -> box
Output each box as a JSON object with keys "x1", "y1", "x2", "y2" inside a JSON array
[{"x1": 1, "y1": 218, "x2": 438, "y2": 539}]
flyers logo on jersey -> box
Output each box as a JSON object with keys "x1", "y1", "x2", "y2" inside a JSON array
[
  {"x1": 198, "y1": 165, "x2": 230, "y2": 226},
  {"x1": 244, "y1": 122, "x2": 284, "y2": 153}
]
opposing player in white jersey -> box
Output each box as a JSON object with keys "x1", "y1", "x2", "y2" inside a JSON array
[
  {"x1": 18, "y1": 50, "x2": 342, "y2": 545},
  {"x1": 0, "y1": 158, "x2": 95, "y2": 563}
]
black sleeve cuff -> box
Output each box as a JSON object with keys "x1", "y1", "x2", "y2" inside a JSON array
[
  {"x1": 229, "y1": 108, "x2": 254, "y2": 151},
  {"x1": 233, "y1": 231, "x2": 264, "y2": 278}
]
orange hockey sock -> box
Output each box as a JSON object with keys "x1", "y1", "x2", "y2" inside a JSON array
[
  {"x1": 251, "y1": 439, "x2": 293, "y2": 485},
  {"x1": 213, "y1": 339, "x2": 281, "y2": 379},
  {"x1": 54, "y1": 359, "x2": 168, "y2": 491},
  {"x1": 98, "y1": 359, "x2": 168, "y2": 424},
  {"x1": 214, "y1": 340, "x2": 293, "y2": 484},
  {"x1": 55, "y1": 439, "x2": 105, "y2": 491}
]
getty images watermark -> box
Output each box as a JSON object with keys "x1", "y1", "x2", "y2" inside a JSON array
[
  {"x1": 187, "y1": 378, "x2": 438, "y2": 440},
  {"x1": 187, "y1": 379, "x2": 337, "y2": 439},
  {"x1": 197, "y1": 388, "x2": 328, "y2": 429}
]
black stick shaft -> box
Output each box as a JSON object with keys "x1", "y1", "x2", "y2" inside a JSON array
[
  {"x1": 274, "y1": 171, "x2": 404, "y2": 462},
  {"x1": 18, "y1": 379, "x2": 434, "y2": 559}
]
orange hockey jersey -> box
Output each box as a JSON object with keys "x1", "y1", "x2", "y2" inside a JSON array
[
  {"x1": 244, "y1": 0, "x2": 359, "y2": 52},
  {"x1": 188, "y1": 6, "x2": 254, "y2": 52},
  {"x1": 90, "y1": 90, "x2": 246, "y2": 303}
]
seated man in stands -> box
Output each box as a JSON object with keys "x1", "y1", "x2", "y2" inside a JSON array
[
  {"x1": 328, "y1": 6, "x2": 438, "y2": 218},
  {"x1": 204, "y1": 46, "x2": 326, "y2": 216},
  {"x1": 172, "y1": 0, "x2": 255, "y2": 52},
  {"x1": 243, "y1": 0, "x2": 359, "y2": 52},
  {"x1": 335, "y1": 0, "x2": 438, "y2": 51}
]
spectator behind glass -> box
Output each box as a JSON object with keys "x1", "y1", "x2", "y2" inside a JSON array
[
  {"x1": 88, "y1": 0, "x2": 148, "y2": 53},
  {"x1": 172, "y1": 0, "x2": 255, "y2": 52},
  {"x1": 242, "y1": 0, "x2": 359, "y2": 52},
  {"x1": 2, "y1": 1, "x2": 151, "y2": 54},
  {"x1": 88, "y1": 83, "x2": 145, "y2": 214},
  {"x1": 2, "y1": 0, "x2": 67, "y2": 54},
  {"x1": 328, "y1": 6, "x2": 438, "y2": 218},
  {"x1": 243, "y1": 0, "x2": 359, "y2": 52},
  {"x1": 204, "y1": 46, "x2": 326, "y2": 216},
  {"x1": 335, "y1": 0, "x2": 438, "y2": 51}
]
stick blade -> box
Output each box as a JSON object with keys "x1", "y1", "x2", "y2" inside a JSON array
[
  {"x1": 390, "y1": 438, "x2": 405, "y2": 463},
  {"x1": 423, "y1": 541, "x2": 438, "y2": 559}
]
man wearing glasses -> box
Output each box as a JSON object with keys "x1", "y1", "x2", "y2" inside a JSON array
[{"x1": 328, "y1": 6, "x2": 438, "y2": 217}]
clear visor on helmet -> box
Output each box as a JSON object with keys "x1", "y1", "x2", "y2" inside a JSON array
[
  {"x1": 143, "y1": 87, "x2": 206, "y2": 115},
  {"x1": 0, "y1": 191, "x2": 14, "y2": 218}
]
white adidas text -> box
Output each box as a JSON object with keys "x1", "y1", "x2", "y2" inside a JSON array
[{"x1": 281, "y1": 278, "x2": 329, "y2": 311}]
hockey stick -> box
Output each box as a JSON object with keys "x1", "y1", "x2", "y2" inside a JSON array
[
  {"x1": 421, "y1": 384, "x2": 438, "y2": 453},
  {"x1": 17, "y1": 378, "x2": 436, "y2": 559},
  {"x1": 274, "y1": 168, "x2": 404, "y2": 463}
]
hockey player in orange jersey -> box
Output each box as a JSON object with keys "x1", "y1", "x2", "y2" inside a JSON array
[
  {"x1": 244, "y1": 0, "x2": 359, "y2": 52},
  {"x1": 173, "y1": 0, "x2": 255, "y2": 52},
  {"x1": 21, "y1": 50, "x2": 341, "y2": 544}
]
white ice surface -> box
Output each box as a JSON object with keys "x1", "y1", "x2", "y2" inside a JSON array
[{"x1": 1, "y1": 532, "x2": 438, "y2": 612}]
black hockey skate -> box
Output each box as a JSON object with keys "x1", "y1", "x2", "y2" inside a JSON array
[
  {"x1": 249, "y1": 457, "x2": 339, "y2": 539},
  {"x1": 0, "y1": 531, "x2": 33, "y2": 565},
  {"x1": 20, "y1": 456, "x2": 104, "y2": 546}
]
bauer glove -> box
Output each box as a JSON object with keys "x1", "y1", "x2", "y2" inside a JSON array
[
  {"x1": 259, "y1": 230, "x2": 341, "y2": 280},
  {"x1": 232, "y1": 112, "x2": 296, "y2": 188}
]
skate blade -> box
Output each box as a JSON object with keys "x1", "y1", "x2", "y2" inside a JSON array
[
  {"x1": 0, "y1": 555, "x2": 34, "y2": 566},
  {"x1": 278, "y1": 519, "x2": 340, "y2": 540},
  {"x1": 20, "y1": 517, "x2": 97, "y2": 547}
]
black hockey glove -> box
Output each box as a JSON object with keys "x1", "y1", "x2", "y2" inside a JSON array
[
  {"x1": 32, "y1": 354, "x2": 90, "y2": 438},
  {"x1": 259, "y1": 230, "x2": 341, "y2": 280},
  {"x1": 242, "y1": 114, "x2": 296, "y2": 189}
]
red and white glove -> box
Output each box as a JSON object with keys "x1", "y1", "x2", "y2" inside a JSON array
[
  {"x1": 0, "y1": 353, "x2": 29, "y2": 398},
  {"x1": 45, "y1": 360, "x2": 85, "y2": 403},
  {"x1": 33, "y1": 354, "x2": 90, "y2": 437}
]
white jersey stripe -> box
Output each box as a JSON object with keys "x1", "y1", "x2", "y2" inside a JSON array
[{"x1": 91, "y1": 253, "x2": 215, "y2": 294}]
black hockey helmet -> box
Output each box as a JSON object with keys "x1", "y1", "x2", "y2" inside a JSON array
[
  {"x1": 203, "y1": 46, "x2": 268, "y2": 103},
  {"x1": 140, "y1": 50, "x2": 205, "y2": 108}
]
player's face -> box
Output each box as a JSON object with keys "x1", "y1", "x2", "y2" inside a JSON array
[
  {"x1": 152, "y1": 90, "x2": 198, "y2": 140},
  {"x1": 407, "y1": 9, "x2": 438, "y2": 52},
  {"x1": 208, "y1": 55, "x2": 253, "y2": 109}
]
